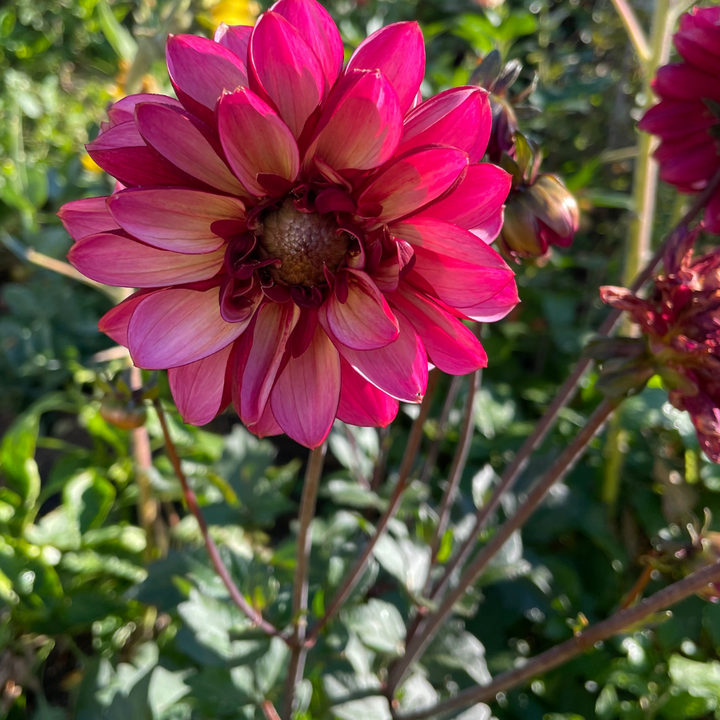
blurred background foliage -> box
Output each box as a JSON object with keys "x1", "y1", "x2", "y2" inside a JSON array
[{"x1": 1, "y1": 0, "x2": 719, "y2": 718}]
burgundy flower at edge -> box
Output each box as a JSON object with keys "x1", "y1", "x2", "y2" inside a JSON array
[
  {"x1": 59, "y1": 0, "x2": 518, "y2": 449},
  {"x1": 638, "y1": 5, "x2": 720, "y2": 234},
  {"x1": 601, "y1": 241, "x2": 720, "y2": 462}
]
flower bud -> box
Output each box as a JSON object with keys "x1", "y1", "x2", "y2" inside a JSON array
[{"x1": 497, "y1": 134, "x2": 580, "y2": 260}]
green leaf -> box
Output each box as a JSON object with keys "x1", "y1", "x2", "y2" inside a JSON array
[
  {"x1": 64, "y1": 470, "x2": 116, "y2": 534},
  {"x1": 669, "y1": 655, "x2": 720, "y2": 699},
  {"x1": 331, "y1": 697, "x2": 392, "y2": 720},
  {"x1": 342, "y1": 599, "x2": 405, "y2": 655},
  {"x1": 0, "y1": 393, "x2": 65, "y2": 513},
  {"x1": 96, "y1": 0, "x2": 137, "y2": 62}
]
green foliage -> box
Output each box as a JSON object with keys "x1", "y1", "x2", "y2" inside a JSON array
[{"x1": 2, "y1": 0, "x2": 720, "y2": 719}]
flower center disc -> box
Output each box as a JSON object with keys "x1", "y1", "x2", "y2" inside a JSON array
[{"x1": 260, "y1": 198, "x2": 349, "y2": 287}]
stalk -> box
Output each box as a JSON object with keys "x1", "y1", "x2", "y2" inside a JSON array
[{"x1": 388, "y1": 398, "x2": 619, "y2": 695}]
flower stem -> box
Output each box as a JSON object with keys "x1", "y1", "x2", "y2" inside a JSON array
[
  {"x1": 428, "y1": 371, "x2": 479, "y2": 573},
  {"x1": 395, "y1": 560, "x2": 720, "y2": 720},
  {"x1": 306, "y1": 370, "x2": 439, "y2": 644},
  {"x1": 283, "y1": 443, "x2": 327, "y2": 720},
  {"x1": 609, "y1": 0, "x2": 651, "y2": 65},
  {"x1": 153, "y1": 399, "x2": 283, "y2": 639},
  {"x1": 388, "y1": 398, "x2": 619, "y2": 696}
]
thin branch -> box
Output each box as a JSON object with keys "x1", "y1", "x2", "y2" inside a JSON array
[
  {"x1": 153, "y1": 399, "x2": 284, "y2": 639},
  {"x1": 419, "y1": 375, "x2": 464, "y2": 487},
  {"x1": 261, "y1": 700, "x2": 282, "y2": 720},
  {"x1": 609, "y1": 0, "x2": 651, "y2": 65},
  {"x1": 1, "y1": 230, "x2": 123, "y2": 301},
  {"x1": 426, "y1": 166, "x2": 720, "y2": 607},
  {"x1": 283, "y1": 443, "x2": 327, "y2": 720},
  {"x1": 388, "y1": 398, "x2": 619, "y2": 695},
  {"x1": 428, "y1": 371, "x2": 479, "y2": 572},
  {"x1": 130, "y1": 366, "x2": 162, "y2": 559},
  {"x1": 306, "y1": 370, "x2": 440, "y2": 643},
  {"x1": 396, "y1": 561, "x2": 720, "y2": 720}
]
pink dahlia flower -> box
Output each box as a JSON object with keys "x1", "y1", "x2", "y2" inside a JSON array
[
  {"x1": 638, "y1": 6, "x2": 720, "y2": 233},
  {"x1": 60, "y1": 0, "x2": 518, "y2": 448}
]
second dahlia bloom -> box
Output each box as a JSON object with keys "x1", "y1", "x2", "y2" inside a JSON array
[
  {"x1": 60, "y1": 0, "x2": 518, "y2": 448},
  {"x1": 601, "y1": 240, "x2": 720, "y2": 462},
  {"x1": 638, "y1": 5, "x2": 720, "y2": 233}
]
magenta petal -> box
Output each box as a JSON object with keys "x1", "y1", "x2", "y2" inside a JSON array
[
  {"x1": 57, "y1": 197, "x2": 119, "y2": 241},
  {"x1": 166, "y1": 34, "x2": 248, "y2": 122},
  {"x1": 391, "y1": 218, "x2": 508, "y2": 266},
  {"x1": 218, "y1": 88, "x2": 300, "y2": 196},
  {"x1": 399, "y1": 87, "x2": 491, "y2": 162},
  {"x1": 128, "y1": 286, "x2": 253, "y2": 369},
  {"x1": 390, "y1": 285, "x2": 487, "y2": 374},
  {"x1": 169, "y1": 343, "x2": 234, "y2": 425},
  {"x1": 68, "y1": 234, "x2": 225, "y2": 288},
  {"x1": 271, "y1": 0, "x2": 343, "y2": 91},
  {"x1": 241, "y1": 301, "x2": 300, "y2": 426},
  {"x1": 87, "y1": 122, "x2": 195, "y2": 187},
  {"x1": 108, "y1": 188, "x2": 245, "y2": 254},
  {"x1": 706, "y1": 189, "x2": 720, "y2": 234},
  {"x1": 418, "y1": 163, "x2": 511, "y2": 231},
  {"x1": 455, "y1": 277, "x2": 520, "y2": 323},
  {"x1": 346, "y1": 22, "x2": 425, "y2": 115},
  {"x1": 250, "y1": 401, "x2": 284, "y2": 437},
  {"x1": 248, "y1": 11, "x2": 324, "y2": 138},
  {"x1": 337, "y1": 357, "x2": 398, "y2": 427},
  {"x1": 214, "y1": 23, "x2": 252, "y2": 64},
  {"x1": 409, "y1": 246, "x2": 514, "y2": 310},
  {"x1": 105, "y1": 93, "x2": 182, "y2": 127},
  {"x1": 307, "y1": 69, "x2": 402, "y2": 172},
  {"x1": 322, "y1": 269, "x2": 399, "y2": 350},
  {"x1": 357, "y1": 146, "x2": 468, "y2": 223},
  {"x1": 653, "y1": 63, "x2": 720, "y2": 102},
  {"x1": 271, "y1": 325, "x2": 341, "y2": 448},
  {"x1": 98, "y1": 291, "x2": 151, "y2": 346},
  {"x1": 330, "y1": 310, "x2": 427, "y2": 403},
  {"x1": 135, "y1": 102, "x2": 245, "y2": 196}
]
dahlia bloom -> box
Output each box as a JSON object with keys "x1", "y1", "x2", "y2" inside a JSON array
[
  {"x1": 638, "y1": 5, "x2": 720, "y2": 233},
  {"x1": 601, "y1": 241, "x2": 720, "y2": 461},
  {"x1": 60, "y1": 0, "x2": 518, "y2": 448}
]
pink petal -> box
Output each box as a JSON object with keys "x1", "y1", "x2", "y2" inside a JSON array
[
  {"x1": 638, "y1": 100, "x2": 714, "y2": 139},
  {"x1": 106, "y1": 93, "x2": 182, "y2": 127},
  {"x1": 270, "y1": 324, "x2": 341, "y2": 448},
  {"x1": 169, "y1": 343, "x2": 234, "y2": 425},
  {"x1": 217, "y1": 88, "x2": 300, "y2": 196},
  {"x1": 241, "y1": 301, "x2": 300, "y2": 426},
  {"x1": 337, "y1": 358, "x2": 398, "y2": 427},
  {"x1": 322, "y1": 269, "x2": 399, "y2": 350},
  {"x1": 214, "y1": 23, "x2": 252, "y2": 64},
  {"x1": 448, "y1": 276, "x2": 520, "y2": 323},
  {"x1": 271, "y1": 0, "x2": 343, "y2": 91},
  {"x1": 87, "y1": 122, "x2": 195, "y2": 187},
  {"x1": 248, "y1": 11, "x2": 324, "y2": 138},
  {"x1": 128, "y1": 286, "x2": 255, "y2": 369},
  {"x1": 391, "y1": 218, "x2": 508, "y2": 266},
  {"x1": 399, "y1": 87, "x2": 491, "y2": 162},
  {"x1": 57, "y1": 197, "x2": 119, "y2": 241},
  {"x1": 250, "y1": 401, "x2": 284, "y2": 437},
  {"x1": 166, "y1": 34, "x2": 248, "y2": 122},
  {"x1": 98, "y1": 290, "x2": 151, "y2": 346},
  {"x1": 356, "y1": 147, "x2": 468, "y2": 224},
  {"x1": 346, "y1": 22, "x2": 425, "y2": 114},
  {"x1": 108, "y1": 188, "x2": 245, "y2": 254},
  {"x1": 417, "y1": 163, "x2": 511, "y2": 232},
  {"x1": 653, "y1": 63, "x2": 720, "y2": 102},
  {"x1": 306, "y1": 69, "x2": 402, "y2": 172},
  {"x1": 68, "y1": 233, "x2": 225, "y2": 288},
  {"x1": 135, "y1": 102, "x2": 246, "y2": 196},
  {"x1": 408, "y1": 247, "x2": 514, "y2": 310},
  {"x1": 330, "y1": 311, "x2": 427, "y2": 403},
  {"x1": 390, "y1": 285, "x2": 487, "y2": 374}
]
